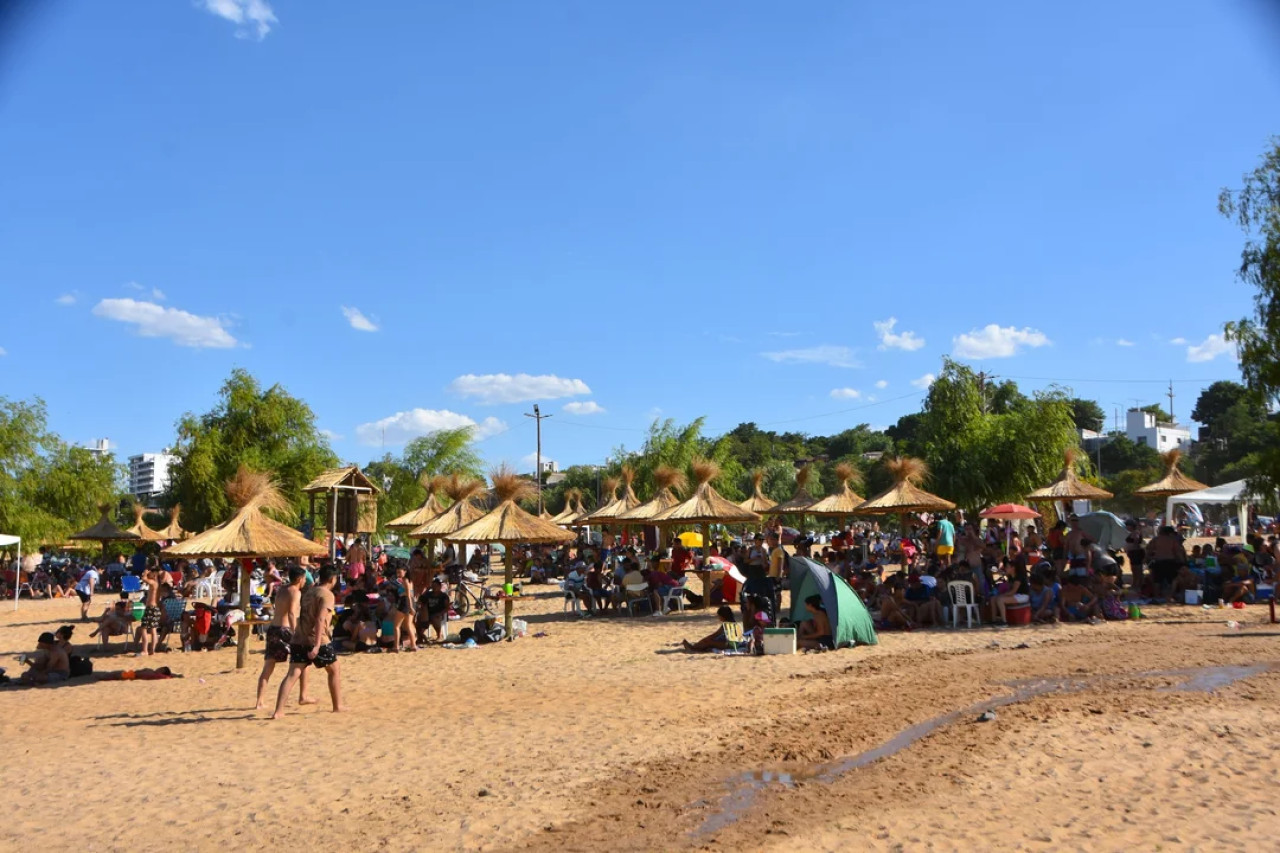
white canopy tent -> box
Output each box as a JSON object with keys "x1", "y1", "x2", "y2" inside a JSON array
[
  {"x1": 1166, "y1": 480, "x2": 1254, "y2": 539},
  {"x1": 0, "y1": 534, "x2": 20, "y2": 611}
]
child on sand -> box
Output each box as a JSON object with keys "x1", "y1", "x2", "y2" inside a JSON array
[{"x1": 798, "y1": 595, "x2": 834, "y2": 650}]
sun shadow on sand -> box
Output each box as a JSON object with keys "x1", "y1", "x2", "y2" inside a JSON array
[
  {"x1": 90, "y1": 707, "x2": 243, "y2": 720},
  {"x1": 94, "y1": 713, "x2": 257, "y2": 728}
]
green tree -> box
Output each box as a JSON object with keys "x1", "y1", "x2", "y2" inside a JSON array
[
  {"x1": 1192, "y1": 381, "x2": 1260, "y2": 429},
  {"x1": 1221, "y1": 138, "x2": 1280, "y2": 500},
  {"x1": 1139, "y1": 403, "x2": 1173, "y2": 423},
  {"x1": 1068, "y1": 398, "x2": 1106, "y2": 433},
  {"x1": 0, "y1": 397, "x2": 123, "y2": 545},
  {"x1": 168, "y1": 369, "x2": 338, "y2": 531},
  {"x1": 364, "y1": 426, "x2": 484, "y2": 537}
]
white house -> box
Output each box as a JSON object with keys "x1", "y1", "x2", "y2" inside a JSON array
[{"x1": 1125, "y1": 409, "x2": 1192, "y2": 452}]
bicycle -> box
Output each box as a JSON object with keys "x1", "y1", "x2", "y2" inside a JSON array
[{"x1": 449, "y1": 567, "x2": 495, "y2": 617}]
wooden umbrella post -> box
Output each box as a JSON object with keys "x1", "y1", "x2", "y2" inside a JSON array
[{"x1": 503, "y1": 545, "x2": 514, "y2": 640}]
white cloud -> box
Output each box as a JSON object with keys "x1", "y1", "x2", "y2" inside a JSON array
[
  {"x1": 767, "y1": 331, "x2": 802, "y2": 338},
  {"x1": 563, "y1": 401, "x2": 606, "y2": 415},
  {"x1": 1186, "y1": 333, "x2": 1235, "y2": 363},
  {"x1": 55, "y1": 292, "x2": 78, "y2": 306},
  {"x1": 911, "y1": 373, "x2": 936, "y2": 389},
  {"x1": 952, "y1": 325, "x2": 1050, "y2": 359},
  {"x1": 1170, "y1": 337, "x2": 1188, "y2": 346},
  {"x1": 875, "y1": 379, "x2": 888, "y2": 389},
  {"x1": 1116, "y1": 339, "x2": 1135, "y2": 347},
  {"x1": 520, "y1": 452, "x2": 555, "y2": 471},
  {"x1": 873, "y1": 317, "x2": 925, "y2": 352},
  {"x1": 341, "y1": 306, "x2": 379, "y2": 332},
  {"x1": 355, "y1": 409, "x2": 507, "y2": 446},
  {"x1": 91, "y1": 298, "x2": 238, "y2": 348},
  {"x1": 761, "y1": 345, "x2": 860, "y2": 368},
  {"x1": 318, "y1": 428, "x2": 344, "y2": 442},
  {"x1": 829, "y1": 388, "x2": 861, "y2": 400},
  {"x1": 449, "y1": 373, "x2": 591, "y2": 404},
  {"x1": 199, "y1": 0, "x2": 277, "y2": 40},
  {"x1": 0, "y1": 346, "x2": 6, "y2": 356}
]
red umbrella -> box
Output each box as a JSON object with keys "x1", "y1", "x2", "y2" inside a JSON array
[{"x1": 980, "y1": 503, "x2": 1041, "y2": 520}]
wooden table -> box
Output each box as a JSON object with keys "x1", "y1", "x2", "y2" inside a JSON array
[{"x1": 234, "y1": 619, "x2": 273, "y2": 670}]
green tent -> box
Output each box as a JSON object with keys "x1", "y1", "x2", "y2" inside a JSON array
[{"x1": 787, "y1": 556, "x2": 878, "y2": 648}]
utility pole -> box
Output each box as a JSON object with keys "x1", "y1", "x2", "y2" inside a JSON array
[
  {"x1": 1167, "y1": 381, "x2": 1176, "y2": 424},
  {"x1": 524, "y1": 404, "x2": 551, "y2": 513}
]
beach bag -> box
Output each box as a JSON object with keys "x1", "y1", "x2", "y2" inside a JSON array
[
  {"x1": 69, "y1": 655, "x2": 93, "y2": 678},
  {"x1": 1100, "y1": 597, "x2": 1128, "y2": 621}
]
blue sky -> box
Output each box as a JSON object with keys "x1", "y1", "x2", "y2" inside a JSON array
[{"x1": 1, "y1": 0, "x2": 1277, "y2": 472}]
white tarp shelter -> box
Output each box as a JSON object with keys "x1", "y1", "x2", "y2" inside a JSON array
[
  {"x1": 1166, "y1": 480, "x2": 1254, "y2": 539},
  {"x1": 0, "y1": 534, "x2": 20, "y2": 611}
]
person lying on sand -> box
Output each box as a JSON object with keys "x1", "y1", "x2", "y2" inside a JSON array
[
  {"x1": 681, "y1": 606, "x2": 742, "y2": 652},
  {"x1": 96, "y1": 667, "x2": 181, "y2": 681}
]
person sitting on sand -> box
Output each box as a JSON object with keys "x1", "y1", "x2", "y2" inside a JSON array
[
  {"x1": 1171, "y1": 563, "x2": 1201, "y2": 603},
  {"x1": 681, "y1": 606, "x2": 743, "y2": 652},
  {"x1": 1028, "y1": 573, "x2": 1058, "y2": 623},
  {"x1": 902, "y1": 573, "x2": 944, "y2": 627},
  {"x1": 19, "y1": 632, "x2": 70, "y2": 685},
  {"x1": 990, "y1": 561, "x2": 1029, "y2": 625},
  {"x1": 1059, "y1": 576, "x2": 1098, "y2": 622},
  {"x1": 872, "y1": 576, "x2": 915, "y2": 630},
  {"x1": 1223, "y1": 549, "x2": 1256, "y2": 604},
  {"x1": 797, "y1": 595, "x2": 834, "y2": 650}
]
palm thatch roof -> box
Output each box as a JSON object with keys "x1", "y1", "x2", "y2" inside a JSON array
[
  {"x1": 585, "y1": 465, "x2": 644, "y2": 523},
  {"x1": 408, "y1": 474, "x2": 487, "y2": 538},
  {"x1": 650, "y1": 459, "x2": 761, "y2": 525},
  {"x1": 547, "y1": 487, "x2": 582, "y2": 526},
  {"x1": 69, "y1": 505, "x2": 142, "y2": 543},
  {"x1": 163, "y1": 467, "x2": 327, "y2": 559},
  {"x1": 1134, "y1": 448, "x2": 1209, "y2": 498},
  {"x1": 738, "y1": 470, "x2": 778, "y2": 514},
  {"x1": 764, "y1": 464, "x2": 818, "y2": 515},
  {"x1": 302, "y1": 465, "x2": 381, "y2": 494},
  {"x1": 385, "y1": 474, "x2": 450, "y2": 533},
  {"x1": 160, "y1": 503, "x2": 189, "y2": 541},
  {"x1": 126, "y1": 503, "x2": 167, "y2": 542},
  {"x1": 615, "y1": 465, "x2": 688, "y2": 523},
  {"x1": 806, "y1": 463, "x2": 866, "y2": 517},
  {"x1": 856, "y1": 457, "x2": 956, "y2": 515},
  {"x1": 449, "y1": 467, "x2": 577, "y2": 545},
  {"x1": 1026, "y1": 448, "x2": 1114, "y2": 502}
]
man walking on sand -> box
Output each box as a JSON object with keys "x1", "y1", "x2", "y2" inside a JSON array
[
  {"x1": 255, "y1": 566, "x2": 316, "y2": 710},
  {"x1": 272, "y1": 566, "x2": 343, "y2": 718}
]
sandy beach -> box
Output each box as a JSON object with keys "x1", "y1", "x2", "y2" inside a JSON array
[{"x1": 3, "y1": 589, "x2": 1279, "y2": 851}]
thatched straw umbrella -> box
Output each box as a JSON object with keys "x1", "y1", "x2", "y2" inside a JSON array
[
  {"x1": 1026, "y1": 448, "x2": 1114, "y2": 504},
  {"x1": 160, "y1": 503, "x2": 189, "y2": 541},
  {"x1": 126, "y1": 503, "x2": 167, "y2": 542},
  {"x1": 650, "y1": 460, "x2": 760, "y2": 605},
  {"x1": 585, "y1": 465, "x2": 644, "y2": 524},
  {"x1": 806, "y1": 463, "x2": 866, "y2": 529},
  {"x1": 449, "y1": 466, "x2": 576, "y2": 637},
  {"x1": 738, "y1": 470, "x2": 778, "y2": 515},
  {"x1": 550, "y1": 488, "x2": 583, "y2": 526},
  {"x1": 407, "y1": 474, "x2": 487, "y2": 569},
  {"x1": 385, "y1": 474, "x2": 449, "y2": 534},
  {"x1": 764, "y1": 464, "x2": 819, "y2": 517},
  {"x1": 69, "y1": 504, "x2": 141, "y2": 562},
  {"x1": 856, "y1": 457, "x2": 955, "y2": 537},
  {"x1": 1134, "y1": 448, "x2": 1208, "y2": 499},
  {"x1": 614, "y1": 465, "x2": 688, "y2": 530}
]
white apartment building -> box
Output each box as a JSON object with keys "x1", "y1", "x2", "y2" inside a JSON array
[
  {"x1": 128, "y1": 452, "x2": 178, "y2": 501},
  {"x1": 1125, "y1": 409, "x2": 1192, "y2": 452}
]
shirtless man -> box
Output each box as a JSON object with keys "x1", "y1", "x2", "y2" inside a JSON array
[
  {"x1": 137, "y1": 568, "x2": 161, "y2": 656},
  {"x1": 272, "y1": 566, "x2": 343, "y2": 718},
  {"x1": 255, "y1": 567, "x2": 315, "y2": 709}
]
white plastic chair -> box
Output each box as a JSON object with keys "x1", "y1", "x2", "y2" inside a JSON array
[
  {"x1": 193, "y1": 578, "x2": 217, "y2": 600},
  {"x1": 948, "y1": 581, "x2": 981, "y2": 628},
  {"x1": 662, "y1": 580, "x2": 688, "y2": 614},
  {"x1": 624, "y1": 583, "x2": 652, "y2": 616},
  {"x1": 562, "y1": 581, "x2": 584, "y2": 615}
]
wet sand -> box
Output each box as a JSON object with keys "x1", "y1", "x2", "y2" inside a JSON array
[{"x1": 2, "y1": 590, "x2": 1278, "y2": 851}]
